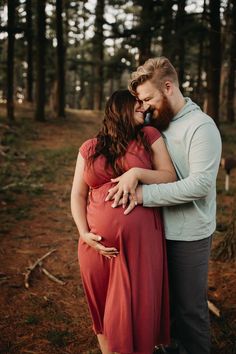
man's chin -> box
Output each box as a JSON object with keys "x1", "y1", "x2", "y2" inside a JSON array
[{"x1": 150, "y1": 116, "x2": 172, "y2": 131}]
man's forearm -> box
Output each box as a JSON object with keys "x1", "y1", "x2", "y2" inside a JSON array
[{"x1": 142, "y1": 172, "x2": 214, "y2": 207}]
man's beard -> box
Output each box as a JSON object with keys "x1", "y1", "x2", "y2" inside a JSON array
[{"x1": 149, "y1": 95, "x2": 174, "y2": 131}]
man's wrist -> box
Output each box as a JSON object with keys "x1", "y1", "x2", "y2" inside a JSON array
[{"x1": 137, "y1": 185, "x2": 143, "y2": 204}]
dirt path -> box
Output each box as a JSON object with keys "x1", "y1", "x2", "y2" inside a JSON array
[{"x1": 0, "y1": 106, "x2": 235, "y2": 353}]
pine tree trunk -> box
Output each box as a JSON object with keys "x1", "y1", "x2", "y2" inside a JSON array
[
  {"x1": 89, "y1": 65, "x2": 95, "y2": 109},
  {"x1": 227, "y1": 0, "x2": 236, "y2": 123},
  {"x1": 138, "y1": 0, "x2": 154, "y2": 65},
  {"x1": 162, "y1": 0, "x2": 174, "y2": 60},
  {"x1": 176, "y1": 0, "x2": 186, "y2": 92},
  {"x1": 93, "y1": 0, "x2": 104, "y2": 110},
  {"x1": 78, "y1": 17, "x2": 86, "y2": 109},
  {"x1": 26, "y1": 0, "x2": 33, "y2": 102},
  {"x1": 56, "y1": 0, "x2": 66, "y2": 118},
  {"x1": 7, "y1": 0, "x2": 16, "y2": 123},
  {"x1": 206, "y1": 0, "x2": 221, "y2": 124},
  {"x1": 196, "y1": 0, "x2": 207, "y2": 105},
  {"x1": 35, "y1": 0, "x2": 46, "y2": 122}
]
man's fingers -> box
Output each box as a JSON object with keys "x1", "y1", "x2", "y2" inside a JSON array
[
  {"x1": 122, "y1": 191, "x2": 129, "y2": 208},
  {"x1": 124, "y1": 200, "x2": 137, "y2": 215},
  {"x1": 123, "y1": 191, "x2": 137, "y2": 212}
]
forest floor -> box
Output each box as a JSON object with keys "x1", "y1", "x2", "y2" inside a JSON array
[{"x1": 0, "y1": 103, "x2": 235, "y2": 354}]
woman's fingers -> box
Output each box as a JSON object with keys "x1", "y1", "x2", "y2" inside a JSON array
[
  {"x1": 110, "y1": 176, "x2": 120, "y2": 183},
  {"x1": 105, "y1": 185, "x2": 119, "y2": 201},
  {"x1": 111, "y1": 189, "x2": 123, "y2": 208},
  {"x1": 83, "y1": 232, "x2": 119, "y2": 258},
  {"x1": 96, "y1": 243, "x2": 119, "y2": 255}
]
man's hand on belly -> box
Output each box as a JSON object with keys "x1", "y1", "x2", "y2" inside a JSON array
[{"x1": 123, "y1": 185, "x2": 143, "y2": 215}]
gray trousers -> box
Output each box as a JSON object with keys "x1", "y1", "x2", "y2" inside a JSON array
[{"x1": 166, "y1": 236, "x2": 212, "y2": 354}]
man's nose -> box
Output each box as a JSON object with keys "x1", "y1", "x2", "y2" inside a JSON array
[{"x1": 143, "y1": 102, "x2": 150, "y2": 111}]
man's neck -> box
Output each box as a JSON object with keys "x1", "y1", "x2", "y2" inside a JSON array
[{"x1": 172, "y1": 93, "x2": 186, "y2": 117}]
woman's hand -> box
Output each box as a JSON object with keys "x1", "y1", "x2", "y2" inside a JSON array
[
  {"x1": 81, "y1": 232, "x2": 119, "y2": 259},
  {"x1": 105, "y1": 168, "x2": 140, "y2": 208}
]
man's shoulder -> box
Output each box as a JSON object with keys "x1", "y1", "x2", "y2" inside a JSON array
[{"x1": 178, "y1": 109, "x2": 217, "y2": 130}]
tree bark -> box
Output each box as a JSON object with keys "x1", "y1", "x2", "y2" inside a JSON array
[
  {"x1": 138, "y1": 0, "x2": 154, "y2": 65},
  {"x1": 56, "y1": 0, "x2": 66, "y2": 118},
  {"x1": 206, "y1": 0, "x2": 221, "y2": 124},
  {"x1": 175, "y1": 0, "x2": 186, "y2": 92},
  {"x1": 7, "y1": 0, "x2": 16, "y2": 123},
  {"x1": 35, "y1": 0, "x2": 46, "y2": 121},
  {"x1": 26, "y1": 0, "x2": 33, "y2": 102},
  {"x1": 162, "y1": 0, "x2": 174, "y2": 60},
  {"x1": 196, "y1": 0, "x2": 207, "y2": 105},
  {"x1": 227, "y1": 0, "x2": 236, "y2": 123},
  {"x1": 93, "y1": 0, "x2": 104, "y2": 110}
]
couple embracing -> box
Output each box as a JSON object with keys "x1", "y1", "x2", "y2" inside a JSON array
[{"x1": 71, "y1": 57, "x2": 222, "y2": 354}]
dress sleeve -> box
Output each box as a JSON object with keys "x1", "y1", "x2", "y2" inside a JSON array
[
  {"x1": 142, "y1": 126, "x2": 162, "y2": 145},
  {"x1": 79, "y1": 138, "x2": 96, "y2": 159}
]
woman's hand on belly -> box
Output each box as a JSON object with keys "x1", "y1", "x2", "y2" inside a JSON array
[{"x1": 81, "y1": 232, "x2": 119, "y2": 259}]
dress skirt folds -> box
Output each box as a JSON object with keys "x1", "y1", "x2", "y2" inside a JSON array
[{"x1": 78, "y1": 126, "x2": 170, "y2": 353}]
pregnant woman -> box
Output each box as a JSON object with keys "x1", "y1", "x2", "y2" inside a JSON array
[{"x1": 71, "y1": 89, "x2": 176, "y2": 354}]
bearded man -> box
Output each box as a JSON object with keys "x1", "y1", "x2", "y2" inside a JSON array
[{"x1": 104, "y1": 57, "x2": 222, "y2": 354}]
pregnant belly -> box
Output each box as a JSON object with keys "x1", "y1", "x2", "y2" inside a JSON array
[{"x1": 87, "y1": 194, "x2": 161, "y2": 248}]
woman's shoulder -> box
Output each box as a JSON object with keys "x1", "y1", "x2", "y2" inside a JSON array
[
  {"x1": 79, "y1": 138, "x2": 97, "y2": 159},
  {"x1": 141, "y1": 126, "x2": 162, "y2": 145}
]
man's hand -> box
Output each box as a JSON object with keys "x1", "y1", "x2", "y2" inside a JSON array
[
  {"x1": 105, "y1": 168, "x2": 139, "y2": 208},
  {"x1": 124, "y1": 185, "x2": 143, "y2": 215},
  {"x1": 81, "y1": 232, "x2": 119, "y2": 259}
]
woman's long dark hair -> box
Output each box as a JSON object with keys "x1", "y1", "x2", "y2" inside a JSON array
[{"x1": 88, "y1": 89, "x2": 152, "y2": 175}]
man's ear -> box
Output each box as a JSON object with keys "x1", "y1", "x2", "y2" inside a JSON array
[{"x1": 163, "y1": 80, "x2": 174, "y2": 96}]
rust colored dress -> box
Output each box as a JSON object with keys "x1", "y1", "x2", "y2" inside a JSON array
[{"x1": 78, "y1": 126, "x2": 170, "y2": 353}]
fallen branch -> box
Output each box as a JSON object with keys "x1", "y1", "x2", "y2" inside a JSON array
[
  {"x1": 24, "y1": 249, "x2": 56, "y2": 289},
  {"x1": 208, "y1": 300, "x2": 220, "y2": 317},
  {"x1": 39, "y1": 261, "x2": 66, "y2": 285},
  {"x1": 1, "y1": 181, "x2": 43, "y2": 191}
]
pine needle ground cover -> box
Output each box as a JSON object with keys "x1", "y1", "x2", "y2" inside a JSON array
[{"x1": 0, "y1": 104, "x2": 235, "y2": 353}]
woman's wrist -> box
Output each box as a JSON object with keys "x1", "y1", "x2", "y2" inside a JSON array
[
  {"x1": 80, "y1": 230, "x2": 90, "y2": 240},
  {"x1": 131, "y1": 167, "x2": 141, "y2": 181}
]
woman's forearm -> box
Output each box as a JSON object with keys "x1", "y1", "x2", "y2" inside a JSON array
[
  {"x1": 71, "y1": 193, "x2": 89, "y2": 238},
  {"x1": 134, "y1": 167, "x2": 177, "y2": 185}
]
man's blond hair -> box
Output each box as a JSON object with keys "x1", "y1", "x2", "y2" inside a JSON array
[{"x1": 128, "y1": 57, "x2": 179, "y2": 95}]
